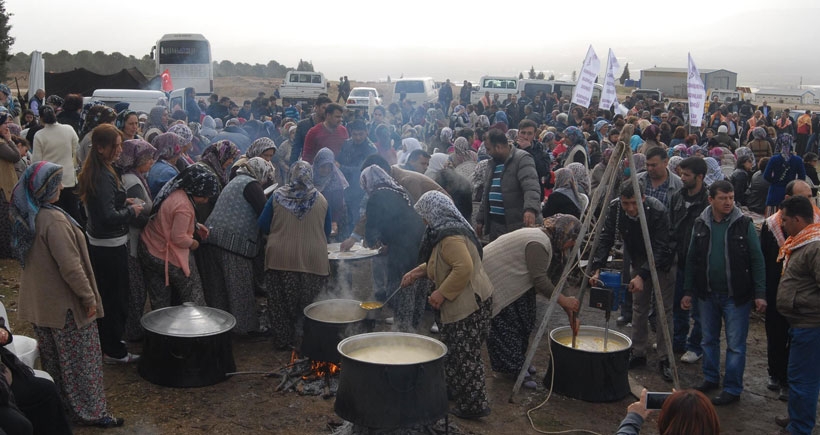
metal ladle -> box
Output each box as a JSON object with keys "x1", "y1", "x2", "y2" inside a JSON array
[{"x1": 360, "y1": 286, "x2": 403, "y2": 310}]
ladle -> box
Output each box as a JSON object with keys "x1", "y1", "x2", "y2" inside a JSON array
[{"x1": 360, "y1": 286, "x2": 403, "y2": 310}]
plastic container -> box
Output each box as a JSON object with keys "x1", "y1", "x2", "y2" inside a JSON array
[{"x1": 599, "y1": 270, "x2": 623, "y2": 311}]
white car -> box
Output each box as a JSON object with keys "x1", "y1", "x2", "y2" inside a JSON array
[{"x1": 346, "y1": 87, "x2": 382, "y2": 110}]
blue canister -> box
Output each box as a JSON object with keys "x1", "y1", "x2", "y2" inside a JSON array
[{"x1": 599, "y1": 271, "x2": 623, "y2": 311}]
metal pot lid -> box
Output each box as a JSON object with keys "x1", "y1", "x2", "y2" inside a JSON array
[{"x1": 141, "y1": 303, "x2": 236, "y2": 337}]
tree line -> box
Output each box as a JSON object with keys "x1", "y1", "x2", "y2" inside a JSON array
[{"x1": 5, "y1": 50, "x2": 313, "y2": 80}]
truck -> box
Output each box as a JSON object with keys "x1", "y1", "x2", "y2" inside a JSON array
[{"x1": 279, "y1": 71, "x2": 327, "y2": 105}]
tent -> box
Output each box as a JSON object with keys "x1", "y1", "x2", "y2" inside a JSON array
[{"x1": 44, "y1": 68, "x2": 150, "y2": 97}]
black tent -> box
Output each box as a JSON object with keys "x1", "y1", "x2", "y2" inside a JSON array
[{"x1": 45, "y1": 68, "x2": 151, "y2": 97}]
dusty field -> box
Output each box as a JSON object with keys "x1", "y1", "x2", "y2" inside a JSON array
[{"x1": 1, "y1": 257, "x2": 815, "y2": 435}]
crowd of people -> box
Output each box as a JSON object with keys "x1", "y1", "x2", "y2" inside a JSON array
[{"x1": 0, "y1": 79, "x2": 815, "y2": 434}]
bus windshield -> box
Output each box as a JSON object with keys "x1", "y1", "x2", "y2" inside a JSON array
[{"x1": 159, "y1": 40, "x2": 210, "y2": 65}]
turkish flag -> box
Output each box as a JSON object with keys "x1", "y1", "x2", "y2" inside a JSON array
[{"x1": 161, "y1": 69, "x2": 174, "y2": 92}]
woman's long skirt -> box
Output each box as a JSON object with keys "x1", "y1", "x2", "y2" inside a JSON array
[
  {"x1": 139, "y1": 241, "x2": 206, "y2": 309},
  {"x1": 487, "y1": 289, "x2": 537, "y2": 373},
  {"x1": 199, "y1": 245, "x2": 259, "y2": 334},
  {"x1": 124, "y1": 253, "x2": 148, "y2": 341},
  {"x1": 265, "y1": 270, "x2": 327, "y2": 350},
  {"x1": 440, "y1": 296, "x2": 492, "y2": 415}
]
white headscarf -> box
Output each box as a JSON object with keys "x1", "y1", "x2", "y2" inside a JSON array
[{"x1": 398, "y1": 137, "x2": 422, "y2": 165}]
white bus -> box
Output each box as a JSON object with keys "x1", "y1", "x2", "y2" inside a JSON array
[{"x1": 151, "y1": 34, "x2": 213, "y2": 95}]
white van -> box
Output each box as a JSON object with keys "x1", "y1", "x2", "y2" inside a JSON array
[
  {"x1": 279, "y1": 71, "x2": 327, "y2": 105},
  {"x1": 470, "y1": 76, "x2": 518, "y2": 105},
  {"x1": 518, "y1": 80, "x2": 602, "y2": 103},
  {"x1": 90, "y1": 89, "x2": 168, "y2": 114},
  {"x1": 392, "y1": 77, "x2": 438, "y2": 105}
]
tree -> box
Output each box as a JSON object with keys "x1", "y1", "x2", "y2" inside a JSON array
[
  {"x1": 536, "y1": 71, "x2": 545, "y2": 80},
  {"x1": 571, "y1": 70, "x2": 577, "y2": 82},
  {"x1": 619, "y1": 63, "x2": 630, "y2": 85},
  {"x1": 0, "y1": 1, "x2": 13, "y2": 83},
  {"x1": 518, "y1": 72, "x2": 524, "y2": 80},
  {"x1": 297, "y1": 59, "x2": 314, "y2": 72},
  {"x1": 548, "y1": 73, "x2": 555, "y2": 80},
  {"x1": 528, "y1": 66, "x2": 537, "y2": 79}
]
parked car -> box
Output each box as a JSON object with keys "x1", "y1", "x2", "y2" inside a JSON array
[
  {"x1": 279, "y1": 71, "x2": 327, "y2": 105},
  {"x1": 346, "y1": 87, "x2": 382, "y2": 110},
  {"x1": 90, "y1": 89, "x2": 168, "y2": 114},
  {"x1": 391, "y1": 77, "x2": 438, "y2": 105},
  {"x1": 470, "y1": 76, "x2": 518, "y2": 105}
]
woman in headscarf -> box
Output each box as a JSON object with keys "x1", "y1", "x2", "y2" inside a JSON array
[
  {"x1": 438, "y1": 127, "x2": 453, "y2": 153},
  {"x1": 12, "y1": 162, "x2": 124, "y2": 428},
  {"x1": 231, "y1": 137, "x2": 277, "y2": 179},
  {"x1": 397, "y1": 137, "x2": 422, "y2": 166},
  {"x1": 313, "y1": 147, "x2": 349, "y2": 239},
  {"x1": 200, "y1": 157, "x2": 273, "y2": 334},
  {"x1": 258, "y1": 161, "x2": 331, "y2": 349},
  {"x1": 139, "y1": 165, "x2": 218, "y2": 309},
  {"x1": 424, "y1": 152, "x2": 450, "y2": 179},
  {"x1": 494, "y1": 110, "x2": 509, "y2": 128},
  {"x1": 167, "y1": 123, "x2": 195, "y2": 171},
  {"x1": 77, "y1": 105, "x2": 117, "y2": 170},
  {"x1": 561, "y1": 126, "x2": 588, "y2": 169},
  {"x1": 115, "y1": 139, "x2": 157, "y2": 342},
  {"x1": 567, "y1": 162, "x2": 591, "y2": 197},
  {"x1": 747, "y1": 127, "x2": 773, "y2": 161},
  {"x1": 671, "y1": 144, "x2": 689, "y2": 158},
  {"x1": 116, "y1": 109, "x2": 141, "y2": 140},
  {"x1": 400, "y1": 191, "x2": 493, "y2": 419},
  {"x1": 630, "y1": 134, "x2": 644, "y2": 152},
  {"x1": 146, "y1": 132, "x2": 184, "y2": 197},
  {"x1": 143, "y1": 106, "x2": 168, "y2": 143},
  {"x1": 637, "y1": 124, "x2": 665, "y2": 153},
  {"x1": 450, "y1": 136, "x2": 477, "y2": 168},
  {"x1": 200, "y1": 115, "x2": 218, "y2": 141},
  {"x1": 590, "y1": 147, "x2": 613, "y2": 193},
  {"x1": 687, "y1": 145, "x2": 706, "y2": 158},
  {"x1": 360, "y1": 165, "x2": 426, "y2": 316},
  {"x1": 485, "y1": 214, "x2": 582, "y2": 388},
  {"x1": 703, "y1": 157, "x2": 725, "y2": 186},
  {"x1": 668, "y1": 155, "x2": 684, "y2": 177},
  {"x1": 763, "y1": 134, "x2": 806, "y2": 215},
  {"x1": 77, "y1": 124, "x2": 145, "y2": 365},
  {"x1": 542, "y1": 168, "x2": 582, "y2": 219},
  {"x1": 0, "y1": 113, "x2": 19, "y2": 259},
  {"x1": 194, "y1": 139, "x2": 240, "y2": 222},
  {"x1": 632, "y1": 153, "x2": 647, "y2": 173}
]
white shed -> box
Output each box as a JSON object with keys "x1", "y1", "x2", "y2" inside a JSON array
[
  {"x1": 639, "y1": 67, "x2": 737, "y2": 98},
  {"x1": 753, "y1": 89, "x2": 816, "y2": 105}
]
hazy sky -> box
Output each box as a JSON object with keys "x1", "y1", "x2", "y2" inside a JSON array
[{"x1": 6, "y1": 0, "x2": 820, "y2": 87}]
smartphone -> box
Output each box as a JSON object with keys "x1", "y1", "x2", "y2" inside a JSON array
[{"x1": 646, "y1": 392, "x2": 673, "y2": 410}]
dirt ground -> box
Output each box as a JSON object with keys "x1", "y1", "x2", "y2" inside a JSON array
[{"x1": 2, "y1": 256, "x2": 816, "y2": 435}]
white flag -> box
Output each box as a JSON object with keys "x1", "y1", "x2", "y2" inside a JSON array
[
  {"x1": 599, "y1": 49, "x2": 620, "y2": 110},
  {"x1": 571, "y1": 45, "x2": 600, "y2": 108},
  {"x1": 687, "y1": 53, "x2": 706, "y2": 127}
]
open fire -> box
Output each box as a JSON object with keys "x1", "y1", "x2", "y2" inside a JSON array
[{"x1": 275, "y1": 351, "x2": 340, "y2": 398}]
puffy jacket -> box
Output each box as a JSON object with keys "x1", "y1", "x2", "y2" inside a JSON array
[
  {"x1": 669, "y1": 186, "x2": 709, "y2": 268},
  {"x1": 777, "y1": 239, "x2": 820, "y2": 328},
  {"x1": 477, "y1": 147, "x2": 541, "y2": 234},
  {"x1": 85, "y1": 169, "x2": 135, "y2": 240}
]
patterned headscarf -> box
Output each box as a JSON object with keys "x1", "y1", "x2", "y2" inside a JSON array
[
  {"x1": 168, "y1": 123, "x2": 193, "y2": 145},
  {"x1": 687, "y1": 145, "x2": 705, "y2": 157},
  {"x1": 236, "y1": 157, "x2": 275, "y2": 185},
  {"x1": 777, "y1": 134, "x2": 793, "y2": 159},
  {"x1": 80, "y1": 105, "x2": 117, "y2": 139},
  {"x1": 668, "y1": 156, "x2": 683, "y2": 174},
  {"x1": 415, "y1": 190, "x2": 482, "y2": 262},
  {"x1": 477, "y1": 114, "x2": 490, "y2": 129},
  {"x1": 7, "y1": 123, "x2": 21, "y2": 137},
  {"x1": 566, "y1": 162, "x2": 591, "y2": 196},
  {"x1": 541, "y1": 213, "x2": 582, "y2": 275},
  {"x1": 632, "y1": 153, "x2": 647, "y2": 173},
  {"x1": 152, "y1": 164, "x2": 220, "y2": 216},
  {"x1": 709, "y1": 147, "x2": 724, "y2": 160},
  {"x1": 247, "y1": 137, "x2": 277, "y2": 159},
  {"x1": 671, "y1": 144, "x2": 689, "y2": 157},
  {"x1": 9, "y1": 162, "x2": 77, "y2": 267},
  {"x1": 552, "y1": 168, "x2": 581, "y2": 211},
  {"x1": 752, "y1": 127, "x2": 767, "y2": 141},
  {"x1": 152, "y1": 132, "x2": 184, "y2": 161},
  {"x1": 450, "y1": 136, "x2": 476, "y2": 167},
  {"x1": 360, "y1": 165, "x2": 412, "y2": 207},
  {"x1": 506, "y1": 129, "x2": 519, "y2": 143},
  {"x1": 440, "y1": 127, "x2": 453, "y2": 143},
  {"x1": 704, "y1": 157, "x2": 724, "y2": 185},
  {"x1": 148, "y1": 106, "x2": 167, "y2": 130},
  {"x1": 115, "y1": 109, "x2": 138, "y2": 132},
  {"x1": 563, "y1": 126, "x2": 586, "y2": 147},
  {"x1": 735, "y1": 147, "x2": 755, "y2": 167},
  {"x1": 199, "y1": 140, "x2": 240, "y2": 186},
  {"x1": 312, "y1": 147, "x2": 349, "y2": 193},
  {"x1": 273, "y1": 161, "x2": 319, "y2": 220},
  {"x1": 117, "y1": 139, "x2": 156, "y2": 196}
]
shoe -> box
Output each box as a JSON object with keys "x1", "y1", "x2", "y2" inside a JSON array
[
  {"x1": 384, "y1": 317, "x2": 394, "y2": 325},
  {"x1": 616, "y1": 315, "x2": 632, "y2": 326},
  {"x1": 103, "y1": 353, "x2": 140, "y2": 365},
  {"x1": 92, "y1": 416, "x2": 125, "y2": 428},
  {"x1": 528, "y1": 365, "x2": 537, "y2": 375},
  {"x1": 628, "y1": 356, "x2": 647, "y2": 369},
  {"x1": 778, "y1": 386, "x2": 789, "y2": 402},
  {"x1": 450, "y1": 406, "x2": 491, "y2": 420},
  {"x1": 767, "y1": 376, "x2": 781, "y2": 391},
  {"x1": 659, "y1": 359, "x2": 673, "y2": 382},
  {"x1": 694, "y1": 380, "x2": 719, "y2": 393},
  {"x1": 775, "y1": 416, "x2": 790, "y2": 428},
  {"x1": 430, "y1": 322, "x2": 439, "y2": 333},
  {"x1": 711, "y1": 391, "x2": 740, "y2": 406},
  {"x1": 680, "y1": 351, "x2": 703, "y2": 364},
  {"x1": 523, "y1": 376, "x2": 538, "y2": 390}
]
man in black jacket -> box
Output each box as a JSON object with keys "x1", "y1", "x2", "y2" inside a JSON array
[
  {"x1": 290, "y1": 96, "x2": 332, "y2": 164},
  {"x1": 516, "y1": 119, "x2": 550, "y2": 200},
  {"x1": 590, "y1": 183, "x2": 674, "y2": 381},
  {"x1": 668, "y1": 157, "x2": 709, "y2": 363}
]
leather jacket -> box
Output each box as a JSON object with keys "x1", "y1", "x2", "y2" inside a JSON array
[{"x1": 85, "y1": 169, "x2": 134, "y2": 240}]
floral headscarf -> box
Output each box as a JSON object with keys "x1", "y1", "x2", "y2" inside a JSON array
[
  {"x1": 687, "y1": 145, "x2": 705, "y2": 157},
  {"x1": 236, "y1": 157, "x2": 275, "y2": 185},
  {"x1": 566, "y1": 162, "x2": 591, "y2": 196},
  {"x1": 116, "y1": 139, "x2": 156, "y2": 196},
  {"x1": 752, "y1": 127, "x2": 767, "y2": 141},
  {"x1": 450, "y1": 136, "x2": 477, "y2": 167},
  {"x1": 152, "y1": 132, "x2": 184, "y2": 161},
  {"x1": 541, "y1": 213, "x2": 582, "y2": 276},
  {"x1": 734, "y1": 147, "x2": 755, "y2": 167},
  {"x1": 360, "y1": 165, "x2": 411, "y2": 207},
  {"x1": 668, "y1": 156, "x2": 683, "y2": 175},
  {"x1": 777, "y1": 134, "x2": 793, "y2": 159},
  {"x1": 80, "y1": 105, "x2": 117, "y2": 139},
  {"x1": 440, "y1": 127, "x2": 453, "y2": 144},
  {"x1": 632, "y1": 153, "x2": 647, "y2": 173},
  {"x1": 199, "y1": 140, "x2": 240, "y2": 186},
  {"x1": 273, "y1": 161, "x2": 319, "y2": 220},
  {"x1": 552, "y1": 168, "x2": 581, "y2": 211},
  {"x1": 703, "y1": 157, "x2": 725, "y2": 186},
  {"x1": 168, "y1": 123, "x2": 193, "y2": 145},
  {"x1": 152, "y1": 164, "x2": 220, "y2": 216},
  {"x1": 477, "y1": 114, "x2": 490, "y2": 129},
  {"x1": 10, "y1": 162, "x2": 77, "y2": 267},
  {"x1": 115, "y1": 109, "x2": 138, "y2": 132},
  {"x1": 415, "y1": 190, "x2": 482, "y2": 262},
  {"x1": 247, "y1": 137, "x2": 277, "y2": 159},
  {"x1": 312, "y1": 147, "x2": 349, "y2": 193},
  {"x1": 563, "y1": 126, "x2": 586, "y2": 147},
  {"x1": 7, "y1": 123, "x2": 20, "y2": 137}
]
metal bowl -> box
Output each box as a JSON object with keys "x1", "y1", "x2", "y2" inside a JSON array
[
  {"x1": 304, "y1": 299, "x2": 367, "y2": 324},
  {"x1": 141, "y1": 302, "x2": 236, "y2": 338},
  {"x1": 338, "y1": 332, "x2": 448, "y2": 366}
]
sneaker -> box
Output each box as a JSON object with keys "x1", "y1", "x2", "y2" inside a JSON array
[
  {"x1": 711, "y1": 391, "x2": 740, "y2": 406},
  {"x1": 103, "y1": 353, "x2": 140, "y2": 365},
  {"x1": 616, "y1": 315, "x2": 632, "y2": 326},
  {"x1": 91, "y1": 416, "x2": 125, "y2": 428},
  {"x1": 628, "y1": 356, "x2": 647, "y2": 369},
  {"x1": 659, "y1": 359, "x2": 673, "y2": 382},
  {"x1": 430, "y1": 322, "x2": 439, "y2": 333},
  {"x1": 767, "y1": 376, "x2": 781, "y2": 391},
  {"x1": 680, "y1": 351, "x2": 702, "y2": 363},
  {"x1": 694, "y1": 380, "x2": 720, "y2": 393},
  {"x1": 778, "y1": 386, "x2": 789, "y2": 402}
]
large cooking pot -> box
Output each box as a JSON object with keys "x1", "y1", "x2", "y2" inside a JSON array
[
  {"x1": 546, "y1": 325, "x2": 632, "y2": 402},
  {"x1": 335, "y1": 332, "x2": 448, "y2": 429},
  {"x1": 139, "y1": 303, "x2": 236, "y2": 387},
  {"x1": 302, "y1": 299, "x2": 367, "y2": 363}
]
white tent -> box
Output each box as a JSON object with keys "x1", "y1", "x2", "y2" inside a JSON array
[{"x1": 28, "y1": 50, "x2": 45, "y2": 97}]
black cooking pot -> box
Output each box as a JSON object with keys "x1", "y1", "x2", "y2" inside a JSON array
[
  {"x1": 139, "y1": 303, "x2": 236, "y2": 387},
  {"x1": 335, "y1": 332, "x2": 448, "y2": 429},
  {"x1": 545, "y1": 325, "x2": 632, "y2": 402},
  {"x1": 302, "y1": 299, "x2": 367, "y2": 363}
]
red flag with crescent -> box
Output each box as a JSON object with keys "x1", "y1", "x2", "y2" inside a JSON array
[{"x1": 161, "y1": 69, "x2": 173, "y2": 92}]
